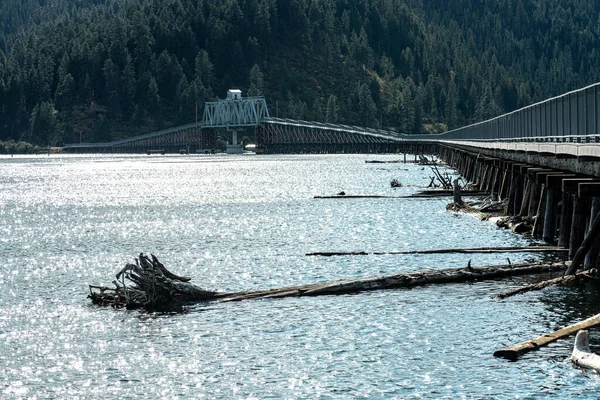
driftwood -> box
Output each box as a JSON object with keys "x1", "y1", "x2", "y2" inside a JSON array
[
  {"x1": 306, "y1": 245, "x2": 568, "y2": 257},
  {"x1": 88, "y1": 253, "x2": 217, "y2": 309},
  {"x1": 314, "y1": 195, "x2": 405, "y2": 199},
  {"x1": 428, "y1": 164, "x2": 453, "y2": 189},
  {"x1": 217, "y1": 261, "x2": 566, "y2": 302},
  {"x1": 494, "y1": 312, "x2": 600, "y2": 361},
  {"x1": 494, "y1": 269, "x2": 598, "y2": 299},
  {"x1": 90, "y1": 256, "x2": 567, "y2": 310},
  {"x1": 411, "y1": 189, "x2": 489, "y2": 198},
  {"x1": 571, "y1": 330, "x2": 600, "y2": 371}
]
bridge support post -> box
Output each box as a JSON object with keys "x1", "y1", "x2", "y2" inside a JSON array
[
  {"x1": 543, "y1": 185, "x2": 558, "y2": 243},
  {"x1": 528, "y1": 181, "x2": 539, "y2": 217},
  {"x1": 584, "y1": 197, "x2": 600, "y2": 270},
  {"x1": 226, "y1": 129, "x2": 244, "y2": 154},
  {"x1": 570, "y1": 197, "x2": 590, "y2": 259},
  {"x1": 533, "y1": 184, "x2": 546, "y2": 239},
  {"x1": 558, "y1": 192, "x2": 574, "y2": 248}
]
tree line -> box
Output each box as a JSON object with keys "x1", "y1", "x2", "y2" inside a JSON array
[{"x1": 1, "y1": 0, "x2": 599, "y2": 145}]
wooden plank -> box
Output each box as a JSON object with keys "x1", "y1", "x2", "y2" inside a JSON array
[
  {"x1": 563, "y1": 178, "x2": 598, "y2": 194},
  {"x1": 306, "y1": 246, "x2": 568, "y2": 257},
  {"x1": 536, "y1": 170, "x2": 558, "y2": 184},
  {"x1": 546, "y1": 173, "x2": 576, "y2": 187},
  {"x1": 494, "y1": 313, "x2": 600, "y2": 361},
  {"x1": 578, "y1": 182, "x2": 600, "y2": 198}
]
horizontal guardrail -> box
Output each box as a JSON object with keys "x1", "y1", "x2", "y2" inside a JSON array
[{"x1": 416, "y1": 82, "x2": 600, "y2": 142}]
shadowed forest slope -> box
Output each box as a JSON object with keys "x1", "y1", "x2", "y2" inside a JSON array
[{"x1": 1, "y1": 0, "x2": 598, "y2": 145}]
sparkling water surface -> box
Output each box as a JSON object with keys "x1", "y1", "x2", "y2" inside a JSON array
[{"x1": 1, "y1": 153, "x2": 599, "y2": 399}]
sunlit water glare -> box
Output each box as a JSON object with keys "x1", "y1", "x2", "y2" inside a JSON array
[{"x1": 1, "y1": 153, "x2": 599, "y2": 398}]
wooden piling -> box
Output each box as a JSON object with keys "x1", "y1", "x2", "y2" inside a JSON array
[
  {"x1": 533, "y1": 184, "x2": 547, "y2": 239},
  {"x1": 528, "y1": 181, "x2": 540, "y2": 217},
  {"x1": 584, "y1": 197, "x2": 600, "y2": 270},
  {"x1": 570, "y1": 196, "x2": 589, "y2": 259},
  {"x1": 513, "y1": 173, "x2": 524, "y2": 216},
  {"x1": 519, "y1": 178, "x2": 531, "y2": 216},
  {"x1": 558, "y1": 192, "x2": 574, "y2": 248},
  {"x1": 507, "y1": 170, "x2": 517, "y2": 215},
  {"x1": 543, "y1": 185, "x2": 558, "y2": 243}
]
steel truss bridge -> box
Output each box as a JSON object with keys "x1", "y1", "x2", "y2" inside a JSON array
[
  {"x1": 64, "y1": 83, "x2": 600, "y2": 161},
  {"x1": 63, "y1": 91, "x2": 408, "y2": 154}
]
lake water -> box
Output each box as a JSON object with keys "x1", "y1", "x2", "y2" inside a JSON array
[{"x1": 1, "y1": 153, "x2": 599, "y2": 399}]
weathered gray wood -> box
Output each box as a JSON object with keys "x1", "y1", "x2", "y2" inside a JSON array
[
  {"x1": 584, "y1": 197, "x2": 600, "y2": 270},
  {"x1": 494, "y1": 313, "x2": 600, "y2": 361},
  {"x1": 569, "y1": 197, "x2": 589, "y2": 260},
  {"x1": 220, "y1": 261, "x2": 567, "y2": 302},
  {"x1": 528, "y1": 181, "x2": 539, "y2": 217},
  {"x1": 453, "y1": 178, "x2": 463, "y2": 205},
  {"x1": 571, "y1": 330, "x2": 600, "y2": 371},
  {"x1": 494, "y1": 268, "x2": 595, "y2": 299},
  {"x1": 543, "y1": 186, "x2": 558, "y2": 243},
  {"x1": 518, "y1": 178, "x2": 531, "y2": 217},
  {"x1": 565, "y1": 205, "x2": 600, "y2": 275},
  {"x1": 307, "y1": 246, "x2": 568, "y2": 257},
  {"x1": 558, "y1": 192, "x2": 574, "y2": 248},
  {"x1": 533, "y1": 184, "x2": 547, "y2": 238},
  {"x1": 90, "y1": 256, "x2": 568, "y2": 309}
]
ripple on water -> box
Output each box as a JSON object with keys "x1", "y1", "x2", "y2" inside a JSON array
[{"x1": 0, "y1": 154, "x2": 597, "y2": 399}]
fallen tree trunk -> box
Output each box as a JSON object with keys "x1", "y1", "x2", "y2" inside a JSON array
[
  {"x1": 571, "y1": 330, "x2": 600, "y2": 371},
  {"x1": 494, "y1": 313, "x2": 600, "y2": 361},
  {"x1": 218, "y1": 261, "x2": 566, "y2": 301},
  {"x1": 89, "y1": 255, "x2": 567, "y2": 310},
  {"x1": 494, "y1": 269, "x2": 598, "y2": 299},
  {"x1": 307, "y1": 246, "x2": 568, "y2": 257}
]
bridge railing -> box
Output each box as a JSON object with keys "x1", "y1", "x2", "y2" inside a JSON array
[{"x1": 423, "y1": 82, "x2": 600, "y2": 143}]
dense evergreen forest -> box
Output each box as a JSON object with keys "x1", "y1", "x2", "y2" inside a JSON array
[{"x1": 1, "y1": 0, "x2": 599, "y2": 146}]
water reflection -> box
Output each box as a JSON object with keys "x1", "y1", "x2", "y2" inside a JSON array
[{"x1": 0, "y1": 154, "x2": 596, "y2": 398}]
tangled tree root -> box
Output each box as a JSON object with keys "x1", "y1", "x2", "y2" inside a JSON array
[{"x1": 88, "y1": 254, "x2": 217, "y2": 309}]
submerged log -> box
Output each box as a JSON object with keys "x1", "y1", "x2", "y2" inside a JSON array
[
  {"x1": 494, "y1": 268, "x2": 598, "y2": 299},
  {"x1": 218, "y1": 261, "x2": 566, "y2": 302},
  {"x1": 90, "y1": 255, "x2": 567, "y2": 310},
  {"x1": 571, "y1": 330, "x2": 600, "y2": 371},
  {"x1": 307, "y1": 246, "x2": 568, "y2": 257},
  {"x1": 565, "y1": 210, "x2": 600, "y2": 275},
  {"x1": 494, "y1": 312, "x2": 600, "y2": 361}
]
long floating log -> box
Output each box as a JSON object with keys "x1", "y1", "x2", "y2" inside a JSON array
[
  {"x1": 217, "y1": 261, "x2": 567, "y2": 302},
  {"x1": 313, "y1": 190, "x2": 490, "y2": 200},
  {"x1": 494, "y1": 312, "x2": 600, "y2": 361},
  {"x1": 494, "y1": 269, "x2": 597, "y2": 299},
  {"x1": 306, "y1": 246, "x2": 568, "y2": 257},
  {"x1": 89, "y1": 255, "x2": 568, "y2": 309},
  {"x1": 314, "y1": 195, "x2": 406, "y2": 199},
  {"x1": 571, "y1": 330, "x2": 600, "y2": 371}
]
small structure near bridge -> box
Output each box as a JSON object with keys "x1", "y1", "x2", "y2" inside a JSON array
[{"x1": 203, "y1": 89, "x2": 270, "y2": 154}]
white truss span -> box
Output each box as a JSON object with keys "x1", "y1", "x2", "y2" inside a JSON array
[{"x1": 202, "y1": 97, "x2": 270, "y2": 128}]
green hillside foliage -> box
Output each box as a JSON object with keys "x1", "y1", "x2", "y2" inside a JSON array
[{"x1": 0, "y1": 0, "x2": 599, "y2": 145}]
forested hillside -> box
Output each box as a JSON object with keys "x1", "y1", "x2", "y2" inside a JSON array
[{"x1": 1, "y1": 0, "x2": 599, "y2": 146}]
